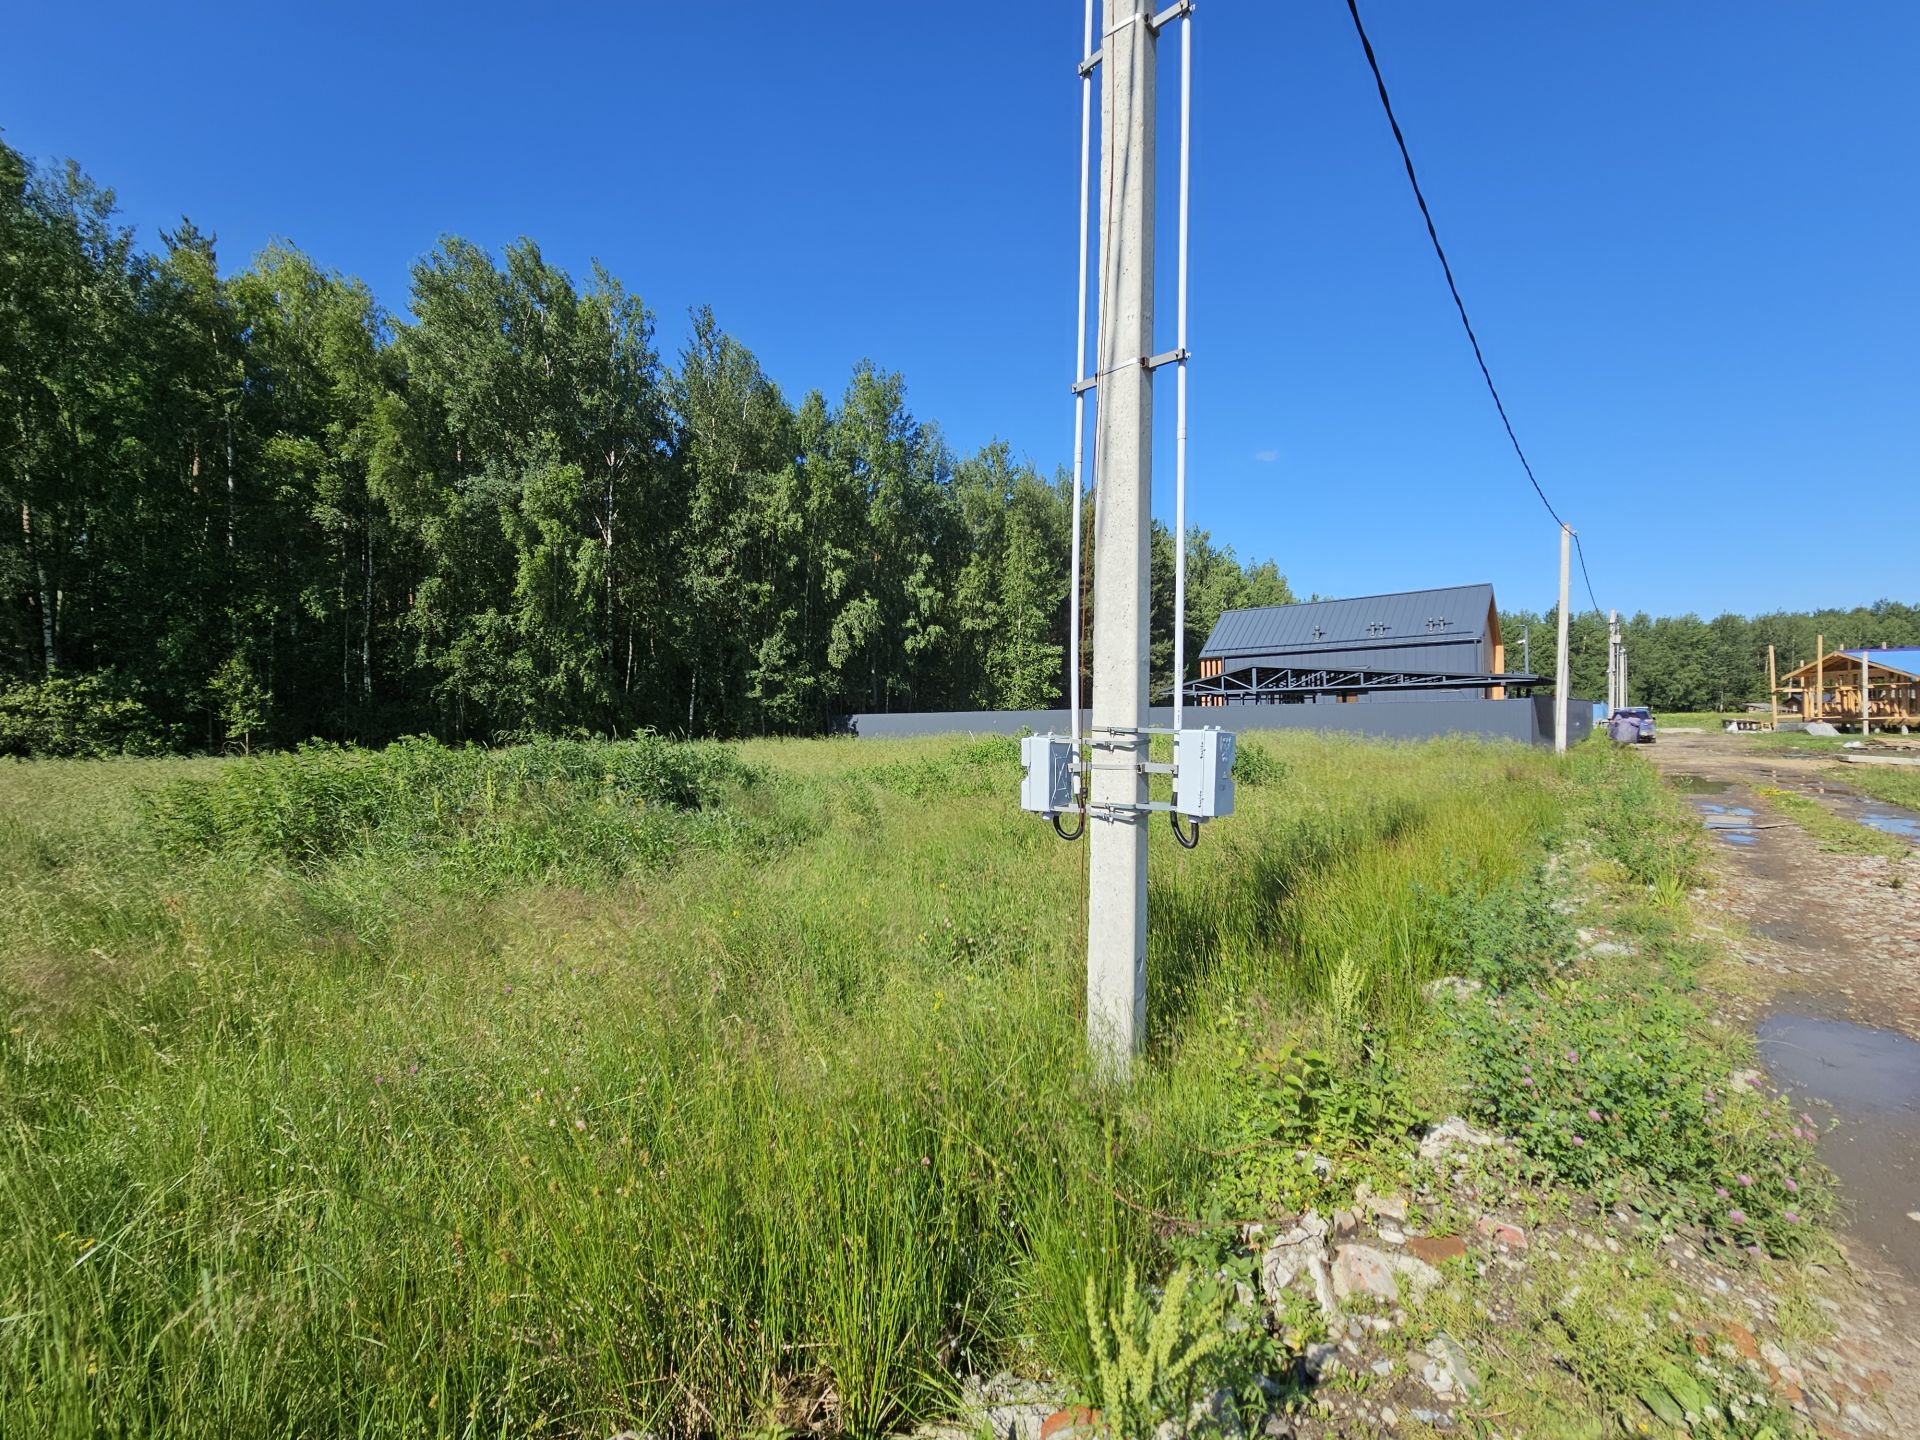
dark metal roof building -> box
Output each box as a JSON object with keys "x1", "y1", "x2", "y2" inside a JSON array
[{"x1": 1188, "y1": 583, "x2": 1538, "y2": 704}]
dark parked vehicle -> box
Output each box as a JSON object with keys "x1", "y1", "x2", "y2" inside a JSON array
[{"x1": 1612, "y1": 706, "x2": 1655, "y2": 743}]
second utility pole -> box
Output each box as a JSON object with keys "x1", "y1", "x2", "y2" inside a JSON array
[
  {"x1": 1087, "y1": 0, "x2": 1156, "y2": 1078},
  {"x1": 1555, "y1": 524, "x2": 1571, "y2": 753}
]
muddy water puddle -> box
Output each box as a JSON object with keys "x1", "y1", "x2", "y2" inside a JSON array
[
  {"x1": 1686, "y1": 794, "x2": 1762, "y2": 846},
  {"x1": 1859, "y1": 808, "x2": 1920, "y2": 840},
  {"x1": 1733, "y1": 767, "x2": 1920, "y2": 847},
  {"x1": 1670, "y1": 773, "x2": 1732, "y2": 795},
  {"x1": 1759, "y1": 1006, "x2": 1920, "y2": 1286}
]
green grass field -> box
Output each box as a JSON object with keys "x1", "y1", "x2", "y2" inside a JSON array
[{"x1": 0, "y1": 733, "x2": 1817, "y2": 1437}]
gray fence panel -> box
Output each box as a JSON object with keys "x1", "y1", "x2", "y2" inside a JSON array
[{"x1": 842, "y1": 696, "x2": 1598, "y2": 747}]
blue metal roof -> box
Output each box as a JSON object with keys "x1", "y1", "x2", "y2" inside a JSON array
[
  {"x1": 1841, "y1": 648, "x2": 1920, "y2": 678},
  {"x1": 1201, "y1": 584, "x2": 1496, "y2": 660}
]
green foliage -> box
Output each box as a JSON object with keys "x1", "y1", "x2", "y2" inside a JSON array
[
  {"x1": 1571, "y1": 742, "x2": 1706, "y2": 889},
  {"x1": 0, "y1": 674, "x2": 177, "y2": 758},
  {"x1": 1504, "y1": 602, "x2": 1920, "y2": 714},
  {"x1": 0, "y1": 724, "x2": 1853, "y2": 1438},
  {"x1": 208, "y1": 655, "x2": 268, "y2": 753},
  {"x1": 142, "y1": 735, "x2": 763, "y2": 879},
  {"x1": 1, "y1": 137, "x2": 1292, "y2": 748},
  {"x1": 0, "y1": 730, "x2": 1579, "y2": 1439},
  {"x1": 1229, "y1": 739, "x2": 1286, "y2": 787},
  {"x1": 1755, "y1": 785, "x2": 1909, "y2": 860},
  {"x1": 1210, "y1": 1043, "x2": 1423, "y2": 1218},
  {"x1": 1420, "y1": 856, "x2": 1573, "y2": 989},
  {"x1": 1084, "y1": 1266, "x2": 1225, "y2": 1440},
  {"x1": 1449, "y1": 981, "x2": 1826, "y2": 1254},
  {"x1": 1831, "y1": 761, "x2": 1920, "y2": 815},
  {"x1": 1543, "y1": 1264, "x2": 1797, "y2": 1440},
  {"x1": 860, "y1": 735, "x2": 1020, "y2": 798}
]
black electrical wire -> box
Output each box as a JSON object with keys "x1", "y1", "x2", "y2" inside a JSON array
[
  {"x1": 1572, "y1": 532, "x2": 1602, "y2": 618},
  {"x1": 1053, "y1": 808, "x2": 1086, "y2": 842},
  {"x1": 1170, "y1": 811, "x2": 1200, "y2": 849},
  {"x1": 1343, "y1": 0, "x2": 1605, "y2": 620}
]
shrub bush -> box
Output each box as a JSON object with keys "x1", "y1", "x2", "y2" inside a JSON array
[
  {"x1": 1449, "y1": 980, "x2": 1824, "y2": 1255},
  {"x1": 0, "y1": 674, "x2": 178, "y2": 758},
  {"x1": 1419, "y1": 857, "x2": 1573, "y2": 990},
  {"x1": 143, "y1": 734, "x2": 765, "y2": 878}
]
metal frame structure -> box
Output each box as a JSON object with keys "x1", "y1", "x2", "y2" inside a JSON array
[{"x1": 1183, "y1": 665, "x2": 1542, "y2": 703}]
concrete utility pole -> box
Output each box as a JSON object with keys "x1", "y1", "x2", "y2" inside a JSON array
[
  {"x1": 1521, "y1": 625, "x2": 1530, "y2": 676},
  {"x1": 1086, "y1": 0, "x2": 1156, "y2": 1077},
  {"x1": 1768, "y1": 643, "x2": 1778, "y2": 730},
  {"x1": 1607, "y1": 609, "x2": 1619, "y2": 713},
  {"x1": 1554, "y1": 524, "x2": 1572, "y2": 753}
]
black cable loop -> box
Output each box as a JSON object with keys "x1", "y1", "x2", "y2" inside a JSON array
[{"x1": 1170, "y1": 810, "x2": 1200, "y2": 849}]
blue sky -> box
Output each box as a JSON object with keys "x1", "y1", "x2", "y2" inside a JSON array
[{"x1": 8, "y1": 2, "x2": 1916, "y2": 617}]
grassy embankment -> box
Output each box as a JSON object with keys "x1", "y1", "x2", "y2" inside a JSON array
[
  {"x1": 1832, "y1": 762, "x2": 1920, "y2": 815},
  {"x1": 1753, "y1": 786, "x2": 1910, "y2": 860},
  {"x1": 0, "y1": 733, "x2": 1822, "y2": 1437}
]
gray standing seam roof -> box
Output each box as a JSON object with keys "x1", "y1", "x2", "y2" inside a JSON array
[{"x1": 1201, "y1": 584, "x2": 1497, "y2": 661}]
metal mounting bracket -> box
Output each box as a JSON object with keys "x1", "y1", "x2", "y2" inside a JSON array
[{"x1": 1149, "y1": 0, "x2": 1195, "y2": 34}]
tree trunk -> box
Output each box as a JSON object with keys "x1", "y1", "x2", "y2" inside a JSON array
[
  {"x1": 225, "y1": 412, "x2": 236, "y2": 557},
  {"x1": 362, "y1": 522, "x2": 373, "y2": 704},
  {"x1": 22, "y1": 502, "x2": 57, "y2": 674}
]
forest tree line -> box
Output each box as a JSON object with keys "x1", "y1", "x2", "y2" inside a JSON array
[
  {"x1": 1502, "y1": 602, "x2": 1920, "y2": 717},
  {"x1": 4, "y1": 139, "x2": 1913, "y2": 756},
  {"x1": 1, "y1": 139, "x2": 1288, "y2": 754}
]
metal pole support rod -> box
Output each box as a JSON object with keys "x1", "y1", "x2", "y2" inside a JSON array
[
  {"x1": 1171, "y1": 2, "x2": 1191, "y2": 735},
  {"x1": 1068, "y1": 0, "x2": 1094, "y2": 762},
  {"x1": 1554, "y1": 524, "x2": 1571, "y2": 755}
]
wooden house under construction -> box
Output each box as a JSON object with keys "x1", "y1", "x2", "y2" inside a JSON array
[{"x1": 1772, "y1": 643, "x2": 1920, "y2": 732}]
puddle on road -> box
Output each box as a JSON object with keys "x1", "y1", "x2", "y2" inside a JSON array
[
  {"x1": 1859, "y1": 809, "x2": 1920, "y2": 840},
  {"x1": 1686, "y1": 794, "x2": 1761, "y2": 847},
  {"x1": 1670, "y1": 773, "x2": 1732, "y2": 795},
  {"x1": 1759, "y1": 1008, "x2": 1920, "y2": 1286}
]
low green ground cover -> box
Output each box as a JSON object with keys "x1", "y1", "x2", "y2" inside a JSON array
[
  {"x1": 1754, "y1": 786, "x2": 1910, "y2": 860},
  {"x1": 0, "y1": 733, "x2": 1825, "y2": 1437},
  {"x1": 1831, "y1": 761, "x2": 1920, "y2": 815}
]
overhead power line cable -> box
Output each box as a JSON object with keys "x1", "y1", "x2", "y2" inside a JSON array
[
  {"x1": 1572, "y1": 533, "x2": 1601, "y2": 618},
  {"x1": 1341, "y1": 0, "x2": 1603, "y2": 618}
]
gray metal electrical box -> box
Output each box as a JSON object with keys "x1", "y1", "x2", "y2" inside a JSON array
[
  {"x1": 1019, "y1": 734, "x2": 1078, "y2": 816},
  {"x1": 1173, "y1": 728, "x2": 1235, "y2": 819}
]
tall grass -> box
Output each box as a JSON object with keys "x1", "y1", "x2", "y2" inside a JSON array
[{"x1": 1, "y1": 731, "x2": 1565, "y2": 1437}]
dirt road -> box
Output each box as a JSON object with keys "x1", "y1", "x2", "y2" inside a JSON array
[
  {"x1": 1647, "y1": 730, "x2": 1919, "y2": 1394},
  {"x1": 1649, "y1": 731, "x2": 1920, "y2": 1043}
]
